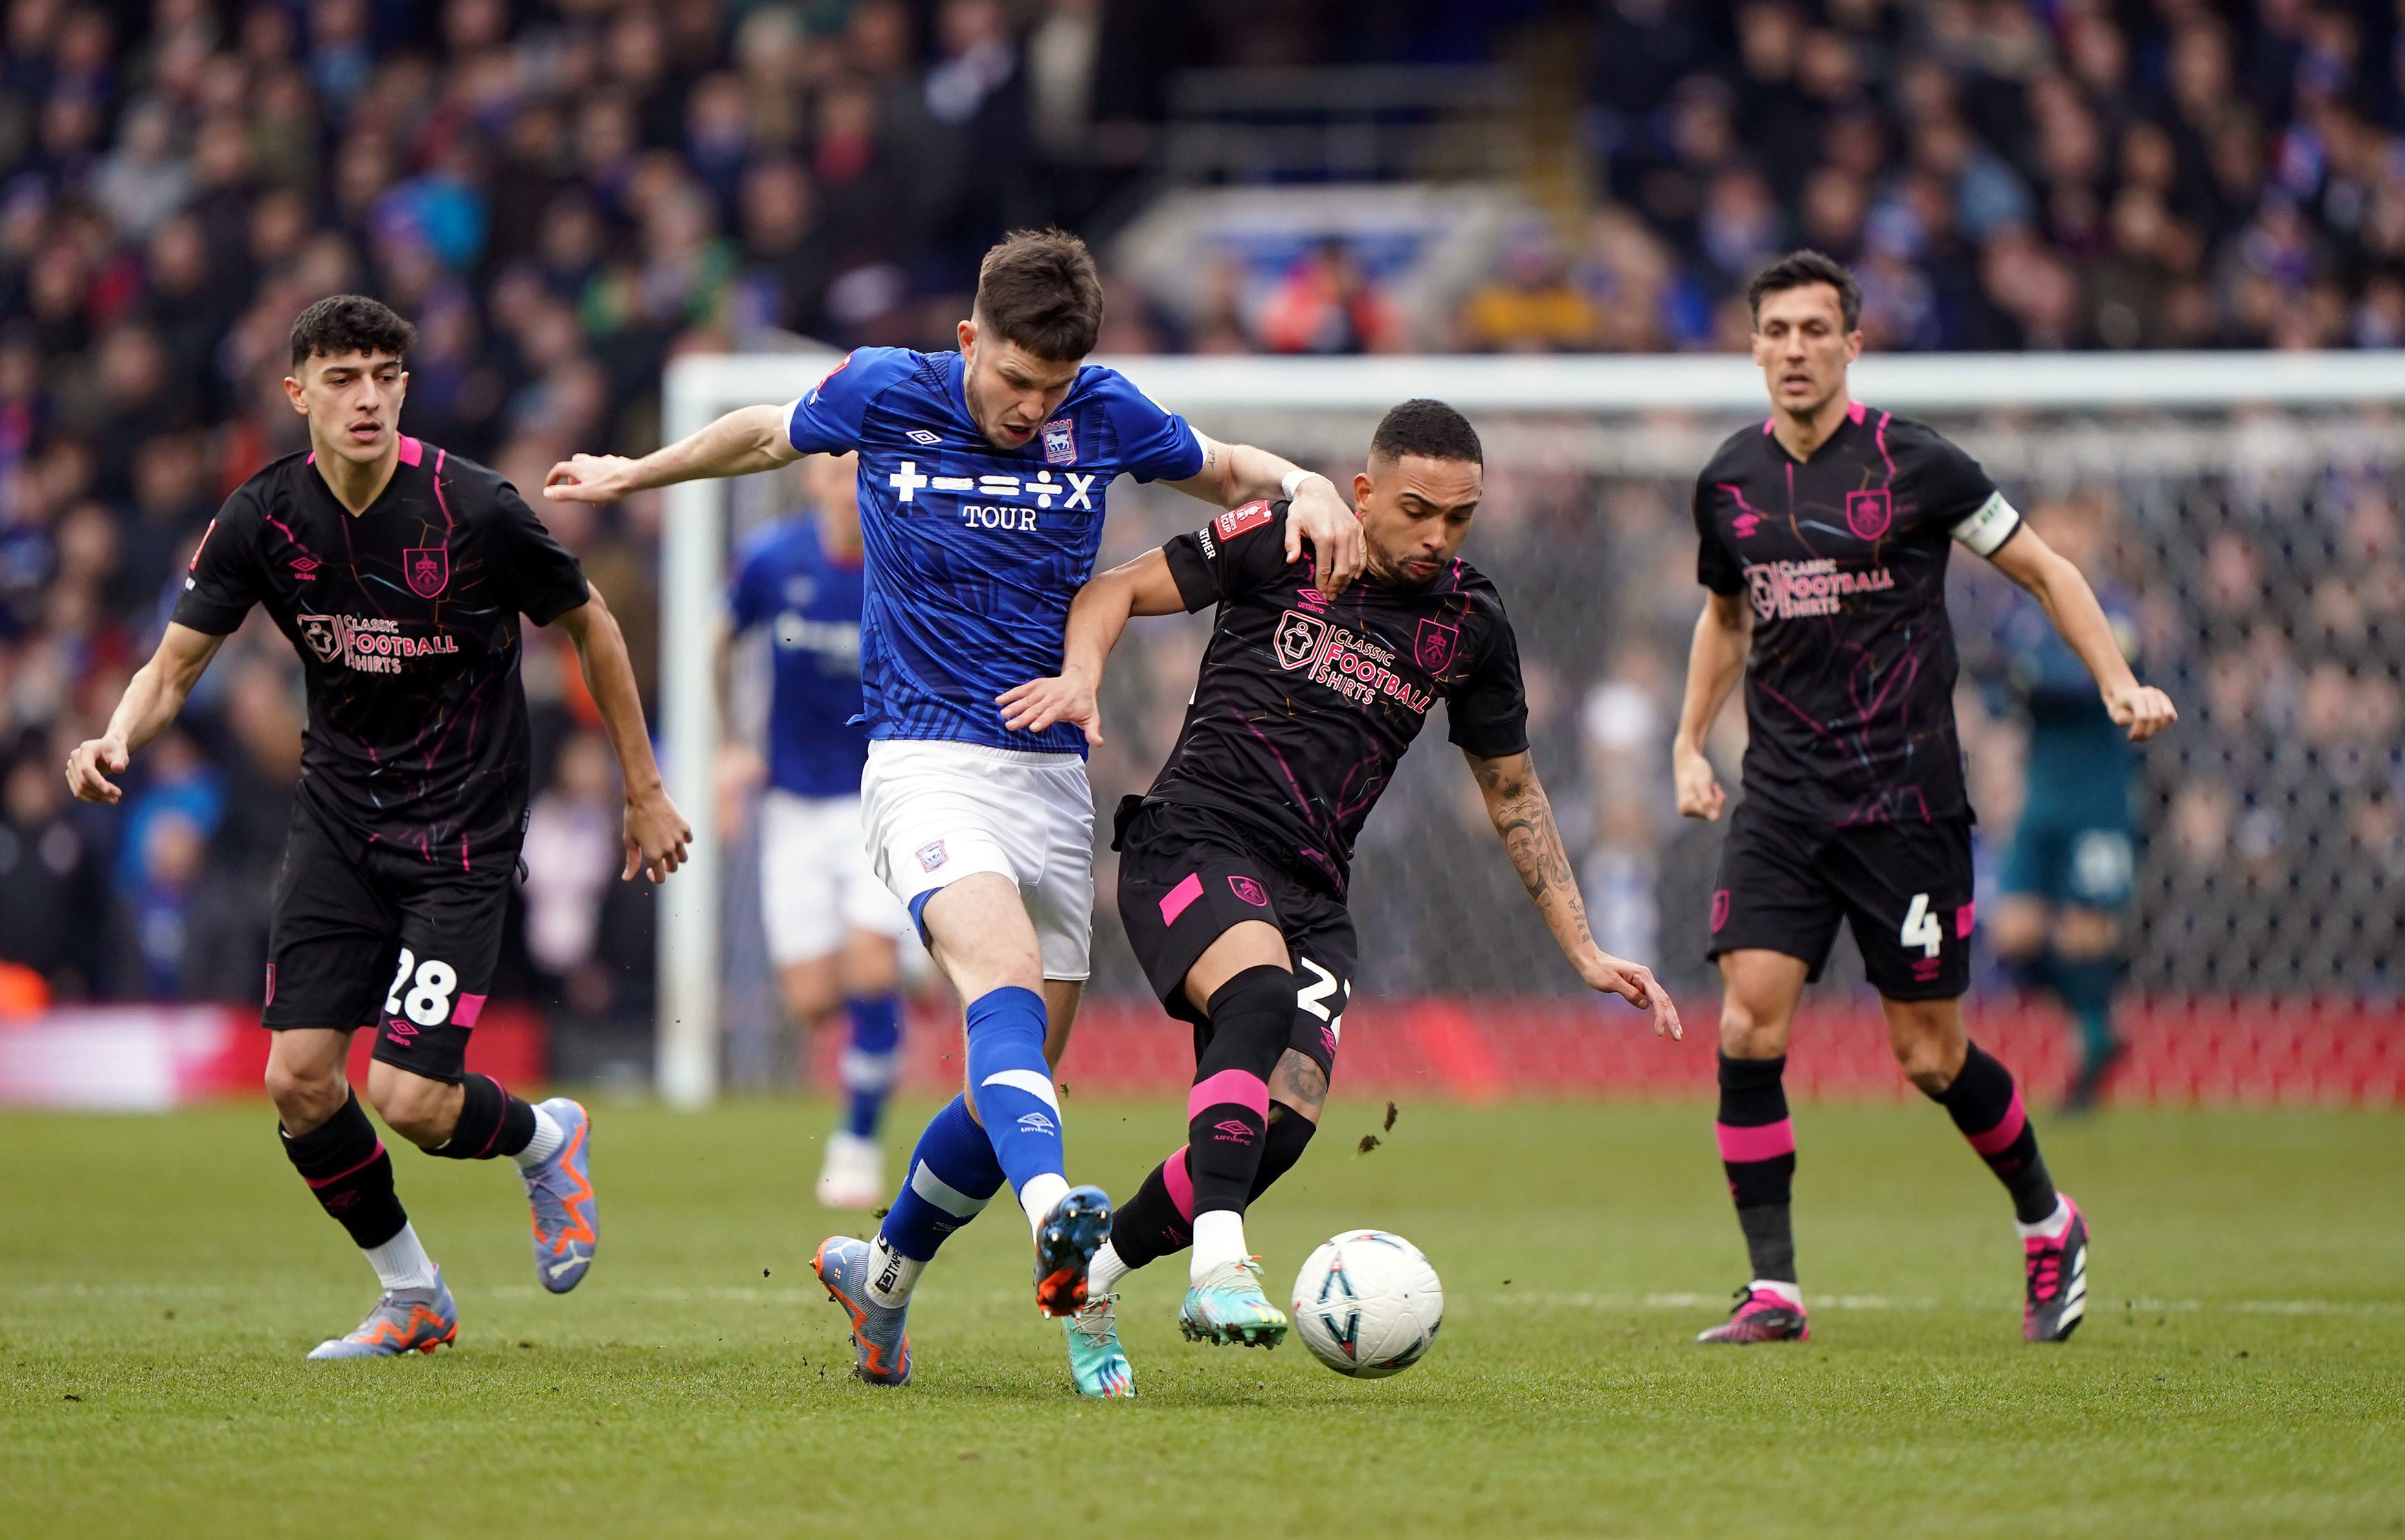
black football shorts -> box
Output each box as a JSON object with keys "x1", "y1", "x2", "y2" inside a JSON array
[
  {"x1": 1706, "y1": 800, "x2": 1976, "y2": 1001},
  {"x1": 1112, "y1": 796, "x2": 1355, "y2": 1081},
  {"x1": 262, "y1": 800, "x2": 513, "y2": 1083}
]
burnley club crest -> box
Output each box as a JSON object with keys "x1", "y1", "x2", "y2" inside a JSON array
[{"x1": 404, "y1": 546, "x2": 449, "y2": 599}]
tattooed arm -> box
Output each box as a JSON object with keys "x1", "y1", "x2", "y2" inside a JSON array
[{"x1": 1464, "y1": 749, "x2": 1681, "y2": 1038}]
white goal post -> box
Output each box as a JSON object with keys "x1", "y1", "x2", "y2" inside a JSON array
[{"x1": 654, "y1": 348, "x2": 2405, "y2": 1107}]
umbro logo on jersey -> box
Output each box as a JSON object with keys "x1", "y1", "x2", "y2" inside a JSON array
[
  {"x1": 906, "y1": 429, "x2": 940, "y2": 445},
  {"x1": 290, "y1": 555, "x2": 320, "y2": 580},
  {"x1": 1732, "y1": 512, "x2": 1762, "y2": 539}
]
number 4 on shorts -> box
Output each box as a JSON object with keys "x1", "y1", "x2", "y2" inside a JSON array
[{"x1": 1899, "y1": 893, "x2": 1944, "y2": 959}]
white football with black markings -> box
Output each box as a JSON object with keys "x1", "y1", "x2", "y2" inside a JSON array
[{"x1": 1290, "y1": 1229, "x2": 1442, "y2": 1379}]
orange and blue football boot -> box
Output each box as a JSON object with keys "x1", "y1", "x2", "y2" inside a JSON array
[
  {"x1": 522, "y1": 1097, "x2": 596, "y2": 1293},
  {"x1": 814, "y1": 1236, "x2": 912, "y2": 1386},
  {"x1": 307, "y1": 1270, "x2": 458, "y2": 1359},
  {"x1": 1032, "y1": 1185, "x2": 1112, "y2": 1319}
]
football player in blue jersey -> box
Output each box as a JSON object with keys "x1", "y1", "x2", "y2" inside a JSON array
[
  {"x1": 723, "y1": 450, "x2": 917, "y2": 1207},
  {"x1": 546, "y1": 229, "x2": 1365, "y2": 1396}
]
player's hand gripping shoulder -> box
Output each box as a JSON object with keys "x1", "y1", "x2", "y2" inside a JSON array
[
  {"x1": 1173, "y1": 432, "x2": 1365, "y2": 596},
  {"x1": 1282, "y1": 473, "x2": 1365, "y2": 595}
]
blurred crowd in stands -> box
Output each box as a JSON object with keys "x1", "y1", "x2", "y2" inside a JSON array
[{"x1": 3, "y1": 0, "x2": 2402, "y2": 1017}]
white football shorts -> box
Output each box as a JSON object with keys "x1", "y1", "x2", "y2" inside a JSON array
[
  {"x1": 759, "y1": 790, "x2": 914, "y2": 967},
  {"x1": 860, "y1": 740, "x2": 1095, "y2": 981}
]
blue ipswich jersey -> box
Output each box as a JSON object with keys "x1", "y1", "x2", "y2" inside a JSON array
[
  {"x1": 2000, "y1": 580, "x2": 2139, "y2": 823},
  {"x1": 783, "y1": 348, "x2": 1205, "y2": 754},
  {"x1": 728, "y1": 517, "x2": 870, "y2": 799}
]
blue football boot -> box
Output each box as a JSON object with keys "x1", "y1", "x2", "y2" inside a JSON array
[
  {"x1": 522, "y1": 1098, "x2": 596, "y2": 1293},
  {"x1": 1062, "y1": 1294, "x2": 1137, "y2": 1398}
]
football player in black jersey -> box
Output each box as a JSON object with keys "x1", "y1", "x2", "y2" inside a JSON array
[
  {"x1": 1001, "y1": 399, "x2": 1679, "y2": 1381},
  {"x1": 66, "y1": 296, "x2": 691, "y2": 1358},
  {"x1": 1674, "y1": 252, "x2": 2177, "y2": 1346}
]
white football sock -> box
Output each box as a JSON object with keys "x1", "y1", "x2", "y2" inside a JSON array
[
  {"x1": 1751, "y1": 1278, "x2": 1804, "y2": 1309},
  {"x1": 1190, "y1": 1209, "x2": 1249, "y2": 1282},
  {"x1": 364, "y1": 1223, "x2": 438, "y2": 1293},
  {"x1": 2015, "y1": 1196, "x2": 2073, "y2": 1241},
  {"x1": 1018, "y1": 1172, "x2": 1071, "y2": 1240},
  {"x1": 864, "y1": 1234, "x2": 924, "y2": 1308},
  {"x1": 1087, "y1": 1240, "x2": 1130, "y2": 1299},
  {"x1": 511, "y1": 1103, "x2": 566, "y2": 1170}
]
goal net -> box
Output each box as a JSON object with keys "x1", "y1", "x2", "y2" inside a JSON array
[{"x1": 656, "y1": 351, "x2": 2405, "y2": 1108}]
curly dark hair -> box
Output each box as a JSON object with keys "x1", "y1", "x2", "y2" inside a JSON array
[
  {"x1": 288, "y1": 294, "x2": 416, "y2": 370},
  {"x1": 1369, "y1": 398, "x2": 1483, "y2": 466}
]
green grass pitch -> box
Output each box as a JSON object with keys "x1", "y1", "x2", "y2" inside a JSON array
[{"x1": 3, "y1": 1096, "x2": 2400, "y2": 1537}]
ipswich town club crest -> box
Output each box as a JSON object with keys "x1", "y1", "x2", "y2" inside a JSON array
[
  {"x1": 1413, "y1": 618, "x2": 1459, "y2": 673},
  {"x1": 1845, "y1": 489, "x2": 1892, "y2": 542},
  {"x1": 1041, "y1": 417, "x2": 1077, "y2": 465},
  {"x1": 403, "y1": 546, "x2": 449, "y2": 599}
]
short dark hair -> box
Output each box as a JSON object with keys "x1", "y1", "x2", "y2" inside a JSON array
[
  {"x1": 1747, "y1": 249, "x2": 1861, "y2": 332},
  {"x1": 973, "y1": 230, "x2": 1104, "y2": 361},
  {"x1": 1370, "y1": 398, "x2": 1483, "y2": 467},
  {"x1": 289, "y1": 294, "x2": 415, "y2": 370}
]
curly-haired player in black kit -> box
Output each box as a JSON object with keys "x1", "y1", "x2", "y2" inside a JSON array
[
  {"x1": 1675, "y1": 252, "x2": 2178, "y2": 1346},
  {"x1": 67, "y1": 297, "x2": 690, "y2": 1358},
  {"x1": 1000, "y1": 399, "x2": 1680, "y2": 1386}
]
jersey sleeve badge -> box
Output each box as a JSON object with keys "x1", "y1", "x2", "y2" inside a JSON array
[{"x1": 1216, "y1": 501, "x2": 1275, "y2": 540}]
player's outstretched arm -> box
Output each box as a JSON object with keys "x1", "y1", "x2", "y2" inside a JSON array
[
  {"x1": 1987, "y1": 526, "x2": 2178, "y2": 742},
  {"x1": 1464, "y1": 748, "x2": 1682, "y2": 1040},
  {"x1": 542, "y1": 404, "x2": 801, "y2": 506},
  {"x1": 66, "y1": 623, "x2": 226, "y2": 805},
  {"x1": 1165, "y1": 432, "x2": 1365, "y2": 596},
  {"x1": 994, "y1": 548, "x2": 1187, "y2": 743},
  {"x1": 1671, "y1": 591, "x2": 1750, "y2": 821},
  {"x1": 552, "y1": 588, "x2": 694, "y2": 882}
]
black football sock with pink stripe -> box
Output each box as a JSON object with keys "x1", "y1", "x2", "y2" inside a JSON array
[
  {"x1": 282, "y1": 1091, "x2": 408, "y2": 1249},
  {"x1": 1930, "y1": 1041, "x2": 2059, "y2": 1224},
  {"x1": 1108, "y1": 1104, "x2": 1318, "y2": 1271},
  {"x1": 426, "y1": 1072, "x2": 537, "y2": 1160},
  {"x1": 1183, "y1": 966, "x2": 1292, "y2": 1218},
  {"x1": 1716, "y1": 1053, "x2": 1797, "y2": 1284}
]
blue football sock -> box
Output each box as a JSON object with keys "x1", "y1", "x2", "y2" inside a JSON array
[
  {"x1": 877, "y1": 1094, "x2": 1003, "y2": 1262},
  {"x1": 963, "y1": 985, "x2": 1065, "y2": 1196},
  {"x1": 840, "y1": 994, "x2": 902, "y2": 1139}
]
